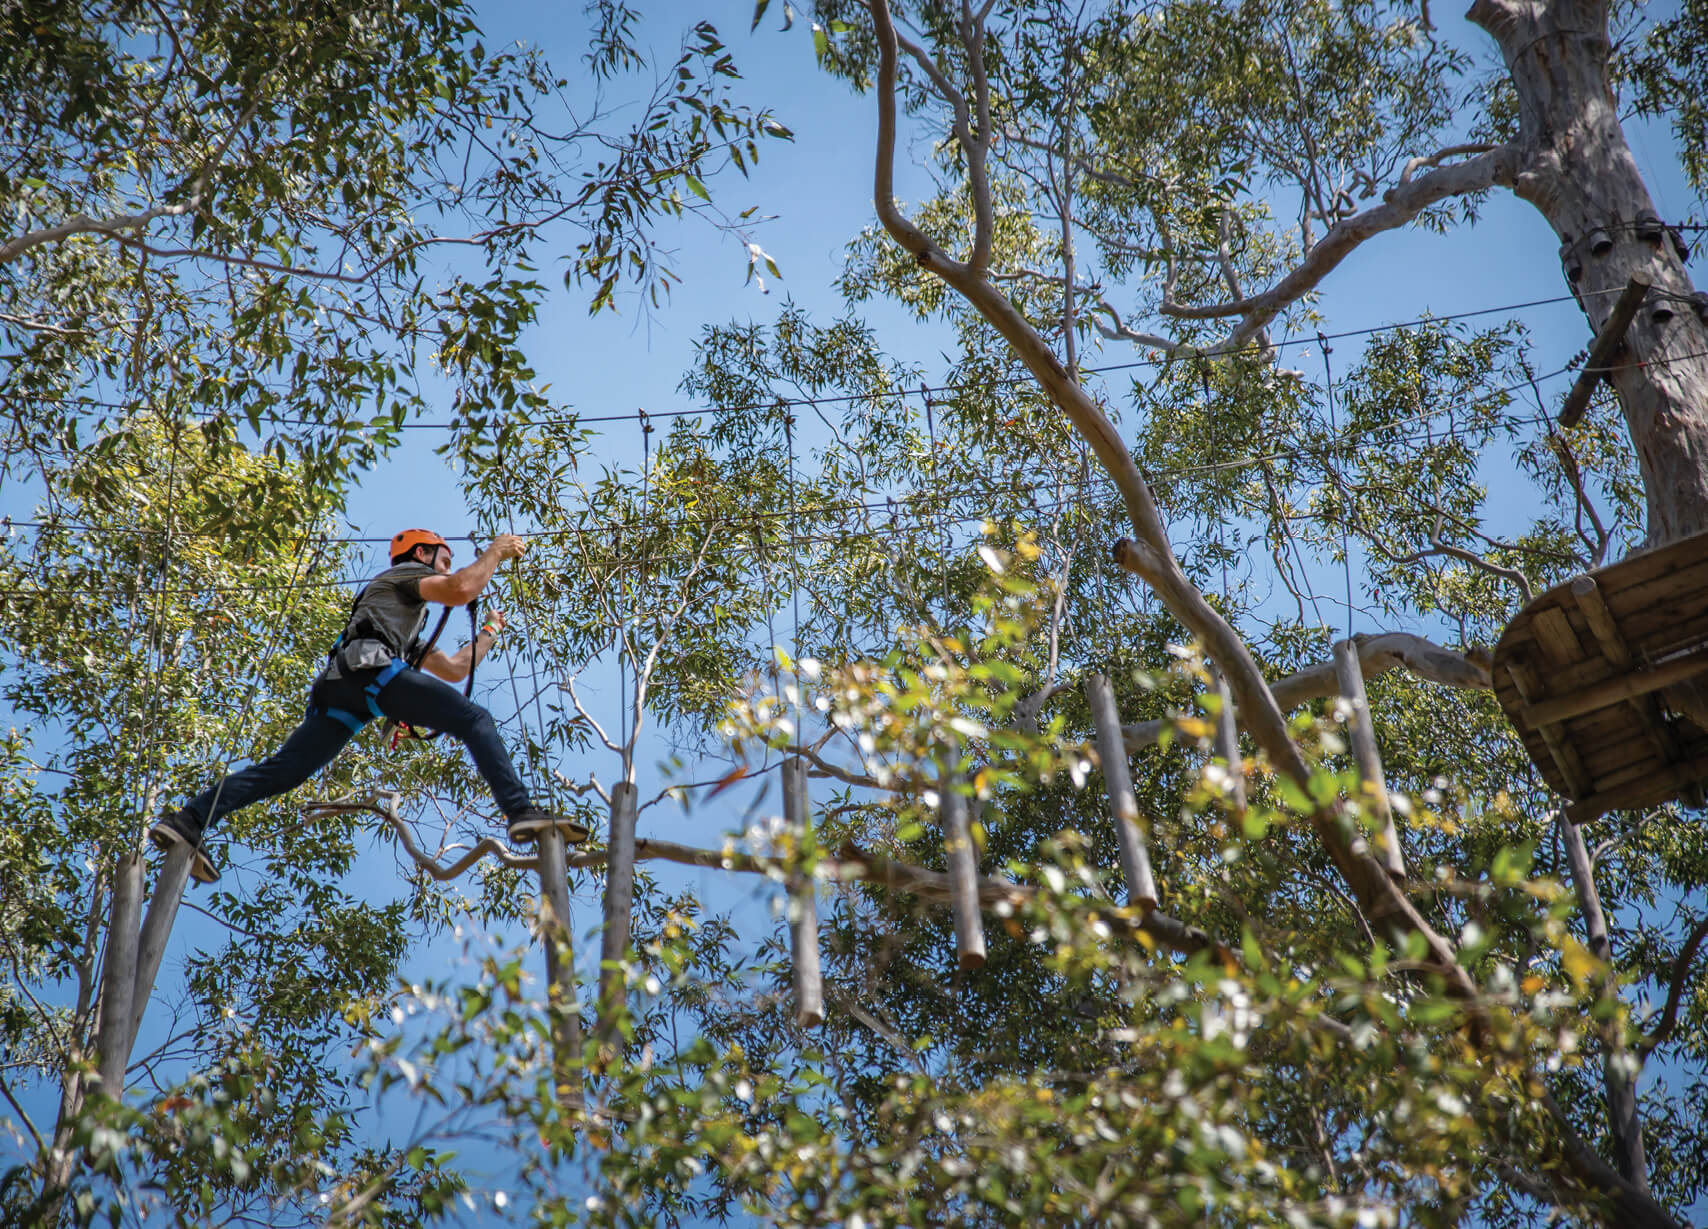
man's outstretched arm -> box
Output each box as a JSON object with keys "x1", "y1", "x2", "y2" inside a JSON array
[
  {"x1": 422, "y1": 611, "x2": 504, "y2": 683},
  {"x1": 418, "y1": 534, "x2": 526, "y2": 606}
]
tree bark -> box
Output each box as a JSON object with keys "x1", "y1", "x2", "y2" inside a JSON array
[
  {"x1": 1469, "y1": 0, "x2": 1708, "y2": 547},
  {"x1": 1463, "y1": 1, "x2": 1707, "y2": 1209}
]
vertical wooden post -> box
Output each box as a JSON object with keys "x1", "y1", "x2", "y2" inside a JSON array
[
  {"x1": 95, "y1": 849, "x2": 144, "y2": 1094},
  {"x1": 535, "y1": 827, "x2": 584, "y2": 1110},
  {"x1": 940, "y1": 761, "x2": 987, "y2": 970},
  {"x1": 124, "y1": 843, "x2": 193, "y2": 1059},
  {"x1": 597, "y1": 783, "x2": 638, "y2": 1049},
  {"x1": 782, "y1": 758, "x2": 823, "y2": 1028},
  {"x1": 1210, "y1": 664, "x2": 1247, "y2": 811},
  {"x1": 1084, "y1": 673, "x2": 1160, "y2": 911},
  {"x1": 1333, "y1": 639, "x2": 1406, "y2": 882}
]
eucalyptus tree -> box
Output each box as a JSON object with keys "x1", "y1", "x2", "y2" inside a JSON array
[
  {"x1": 0, "y1": 420, "x2": 405, "y2": 1224},
  {"x1": 739, "y1": 0, "x2": 1705, "y2": 1222},
  {"x1": 0, "y1": 0, "x2": 788, "y2": 1221},
  {"x1": 1, "y1": 0, "x2": 788, "y2": 499}
]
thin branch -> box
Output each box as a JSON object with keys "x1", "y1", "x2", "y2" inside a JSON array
[
  {"x1": 563, "y1": 674, "x2": 622, "y2": 754},
  {"x1": 1090, "y1": 298, "x2": 1189, "y2": 354},
  {"x1": 871, "y1": 0, "x2": 970, "y2": 282},
  {"x1": 788, "y1": 741, "x2": 889, "y2": 791},
  {"x1": 1, "y1": 97, "x2": 256, "y2": 267},
  {"x1": 825, "y1": 983, "x2": 928, "y2": 1072},
  {"x1": 996, "y1": 125, "x2": 1166, "y2": 190},
  {"x1": 1399, "y1": 142, "x2": 1498, "y2": 184},
  {"x1": 0, "y1": 1074, "x2": 46, "y2": 1155},
  {"x1": 1150, "y1": 146, "x2": 1520, "y2": 352},
  {"x1": 553, "y1": 767, "x2": 611, "y2": 808},
  {"x1": 302, "y1": 794, "x2": 538, "y2": 878},
  {"x1": 1639, "y1": 914, "x2": 1708, "y2": 1056},
  {"x1": 0, "y1": 312, "x2": 85, "y2": 337},
  {"x1": 630, "y1": 522, "x2": 722, "y2": 758},
  {"x1": 959, "y1": 0, "x2": 994, "y2": 272},
  {"x1": 1591, "y1": 809, "x2": 1665, "y2": 865},
  {"x1": 1388, "y1": 539, "x2": 1534, "y2": 603},
  {"x1": 0, "y1": 203, "x2": 199, "y2": 265}
]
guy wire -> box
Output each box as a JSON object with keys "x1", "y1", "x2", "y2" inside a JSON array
[{"x1": 1319, "y1": 330, "x2": 1355, "y2": 638}]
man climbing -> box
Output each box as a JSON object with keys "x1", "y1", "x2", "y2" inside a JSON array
[{"x1": 151, "y1": 528, "x2": 587, "y2": 884}]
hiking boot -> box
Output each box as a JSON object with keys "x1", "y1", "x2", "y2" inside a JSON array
[
  {"x1": 149, "y1": 809, "x2": 220, "y2": 885},
  {"x1": 506, "y1": 806, "x2": 590, "y2": 846}
]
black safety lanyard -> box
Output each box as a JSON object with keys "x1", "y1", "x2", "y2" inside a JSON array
[{"x1": 389, "y1": 599, "x2": 480, "y2": 742}]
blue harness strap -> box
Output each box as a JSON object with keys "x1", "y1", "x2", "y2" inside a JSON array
[
  {"x1": 323, "y1": 707, "x2": 367, "y2": 734},
  {"x1": 364, "y1": 658, "x2": 408, "y2": 720},
  {"x1": 314, "y1": 658, "x2": 408, "y2": 733}
]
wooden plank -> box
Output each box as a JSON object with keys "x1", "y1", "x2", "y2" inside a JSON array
[
  {"x1": 1334, "y1": 640, "x2": 1404, "y2": 882},
  {"x1": 1587, "y1": 750, "x2": 1681, "y2": 797},
  {"x1": 941, "y1": 775, "x2": 987, "y2": 970},
  {"x1": 1559, "y1": 275, "x2": 1652, "y2": 428},
  {"x1": 783, "y1": 758, "x2": 824, "y2": 1028},
  {"x1": 1085, "y1": 673, "x2": 1160, "y2": 910},
  {"x1": 1546, "y1": 654, "x2": 1635, "y2": 698},
  {"x1": 1569, "y1": 725, "x2": 1658, "y2": 776},
  {"x1": 1597, "y1": 549, "x2": 1708, "y2": 614},
  {"x1": 1600, "y1": 598, "x2": 1708, "y2": 650},
  {"x1": 1570, "y1": 575, "x2": 1632, "y2": 668},
  {"x1": 1563, "y1": 702, "x2": 1666, "y2": 745},
  {"x1": 1523, "y1": 646, "x2": 1708, "y2": 727},
  {"x1": 1507, "y1": 659, "x2": 1592, "y2": 797},
  {"x1": 597, "y1": 784, "x2": 638, "y2": 1047},
  {"x1": 1570, "y1": 713, "x2": 1708, "y2": 784},
  {"x1": 1596, "y1": 546, "x2": 1708, "y2": 613},
  {"x1": 1531, "y1": 606, "x2": 1587, "y2": 668},
  {"x1": 1601, "y1": 573, "x2": 1708, "y2": 637}
]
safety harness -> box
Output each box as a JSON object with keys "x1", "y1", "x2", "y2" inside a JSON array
[
  {"x1": 320, "y1": 583, "x2": 481, "y2": 737},
  {"x1": 385, "y1": 599, "x2": 480, "y2": 745}
]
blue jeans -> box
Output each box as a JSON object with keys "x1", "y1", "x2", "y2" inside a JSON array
[{"x1": 182, "y1": 667, "x2": 533, "y2": 831}]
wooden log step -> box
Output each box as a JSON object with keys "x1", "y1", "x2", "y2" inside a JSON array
[
  {"x1": 783, "y1": 758, "x2": 825, "y2": 1029},
  {"x1": 1570, "y1": 576, "x2": 1632, "y2": 667},
  {"x1": 1599, "y1": 599, "x2": 1708, "y2": 656}
]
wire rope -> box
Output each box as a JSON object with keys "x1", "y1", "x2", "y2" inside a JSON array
[
  {"x1": 8, "y1": 337, "x2": 1708, "y2": 602},
  {"x1": 9, "y1": 287, "x2": 1633, "y2": 432}
]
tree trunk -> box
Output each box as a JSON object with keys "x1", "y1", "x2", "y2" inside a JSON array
[
  {"x1": 1468, "y1": 0, "x2": 1702, "y2": 1213},
  {"x1": 1470, "y1": 0, "x2": 1708, "y2": 548}
]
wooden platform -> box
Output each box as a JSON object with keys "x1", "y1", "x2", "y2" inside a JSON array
[{"x1": 1493, "y1": 531, "x2": 1708, "y2": 820}]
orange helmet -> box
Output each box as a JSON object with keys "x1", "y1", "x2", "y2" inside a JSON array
[{"x1": 391, "y1": 528, "x2": 450, "y2": 565}]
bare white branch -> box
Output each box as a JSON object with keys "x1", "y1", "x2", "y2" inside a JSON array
[
  {"x1": 1119, "y1": 631, "x2": 1493, "y2": 753},
  {"x1": 0, "y1": 203, "x2": 199, "y2": 266},
  {"x1": 303, "y1": 792, "x2": 538, "y2": 878}
]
